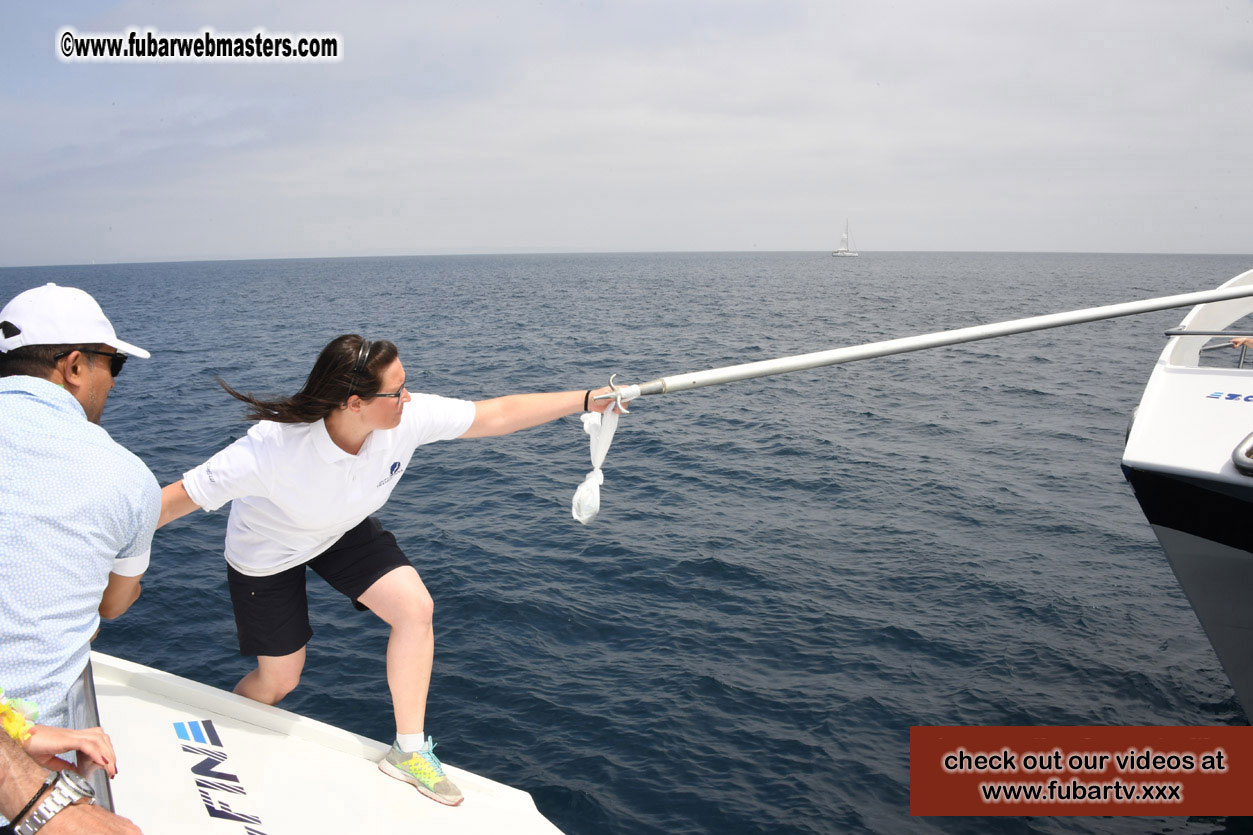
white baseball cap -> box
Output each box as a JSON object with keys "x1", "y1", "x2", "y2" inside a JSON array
[{"x1": 0, "y1": 283, "x2": 149, "y2": 359}]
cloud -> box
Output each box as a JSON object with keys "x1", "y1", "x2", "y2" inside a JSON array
[{"x1": 2, "y1": 0, "x2": 1251, "y2": 265}]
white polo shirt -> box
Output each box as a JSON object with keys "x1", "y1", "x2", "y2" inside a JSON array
[{"x1": 182, "y1": 393, "x2": 476, "y2": 576}]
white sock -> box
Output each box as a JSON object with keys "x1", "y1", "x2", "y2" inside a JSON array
[{"x1": 396, "y1": 732, "x2": 427, "y2": 752}]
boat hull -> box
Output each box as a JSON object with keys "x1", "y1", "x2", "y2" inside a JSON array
[{"x1": 1123, "y1": 465, "x2": 1253, "y2": 708}]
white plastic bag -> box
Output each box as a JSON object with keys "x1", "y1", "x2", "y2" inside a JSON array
[{"x1": 571, "y1": 406, "x2": 620, "y2": 524}]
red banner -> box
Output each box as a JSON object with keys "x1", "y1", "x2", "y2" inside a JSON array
[{"x1": 911, "y1": 726, "x2": 1253, "y2": 816}]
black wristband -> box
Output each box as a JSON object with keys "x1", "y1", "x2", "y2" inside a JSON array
[
  {"x1": 583, "y1": 390, "x2": 591, "y2": 411},
  {"x1": 8, "y1": 771, "x2": 54, "y2": 831}
]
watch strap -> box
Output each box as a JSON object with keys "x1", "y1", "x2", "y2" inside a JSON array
[{"x1": 12, "y1": 772, "x2": 92, "y2": 835}]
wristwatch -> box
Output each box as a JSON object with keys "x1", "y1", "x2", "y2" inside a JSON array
[{"x1": 13, "y1": 770, "x2": 94, "y2": 835}]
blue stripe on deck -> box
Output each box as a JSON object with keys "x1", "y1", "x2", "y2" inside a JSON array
[
  {"x1": 174, "y1": 722, "x2": 190, "y2": 741},
  {"x1": 189, "y1": 722, "x2": 207, "y2": 744}
]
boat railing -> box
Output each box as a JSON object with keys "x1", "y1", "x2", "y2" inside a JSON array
[
  {"x1": 1165, "y1": 329, "x2": 1253, "y2": 369},
  {"x1": 1233, "y1": 431, "x2": 1253, "y2": 476},
  {"x1": 65, "y1": 659, "x2": 115, "y2": 812}
]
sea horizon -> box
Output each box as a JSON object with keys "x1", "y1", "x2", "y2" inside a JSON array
[{"x1": 4, "y1": 248, "x2": 1252, "y2": 271}]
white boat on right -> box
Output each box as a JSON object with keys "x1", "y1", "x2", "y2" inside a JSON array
[
  {"x1": 1122, "y1": 266, "x2": 1253, "y2": 712},
  {"x1": 831, "y1": 219, "x2": 858, "y2": 257}
]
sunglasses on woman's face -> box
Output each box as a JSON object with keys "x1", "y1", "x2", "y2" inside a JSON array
[
  {"x1": 370, "y1": 378, "x2": 406, "y2": 400},
  {"x1": 54, "y1": 348, "x2": 127, "y2": 377}
]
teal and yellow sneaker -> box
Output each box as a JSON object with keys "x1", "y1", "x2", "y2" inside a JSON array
[{"x1": 379, "y1": 739, "x2": 464, "y2": 806}]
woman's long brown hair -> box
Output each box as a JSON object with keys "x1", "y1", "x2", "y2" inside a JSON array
[{"x1": 218, "y1": 334, "x2": 400, "y2": 423}]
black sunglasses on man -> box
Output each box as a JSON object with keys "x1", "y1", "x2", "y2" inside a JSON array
[{"x1": 53, "y1": 348, "x2": 127, "y2": 378}]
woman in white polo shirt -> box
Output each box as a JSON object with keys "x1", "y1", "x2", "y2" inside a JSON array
[{"x1": 158, "y1": 334, "x2": 618, "y2": 807}]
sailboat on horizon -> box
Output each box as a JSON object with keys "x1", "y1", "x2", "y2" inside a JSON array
[{"x1": 832, "y1": 219, "x2": 859, "y2": 257}]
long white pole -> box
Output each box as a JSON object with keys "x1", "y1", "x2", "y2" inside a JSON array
[{"x1": 600, "y1": 284, "x2": 1253, "y2": 401}]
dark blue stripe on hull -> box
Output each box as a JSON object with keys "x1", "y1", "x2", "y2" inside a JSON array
[{"x1": 1122, "y1": 464, "x2": 1253, "y2": 555}]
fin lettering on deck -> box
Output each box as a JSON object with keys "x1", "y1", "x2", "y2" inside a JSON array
[{"x1": 173, "y1": 720, "x2": 269, "y2": 833}]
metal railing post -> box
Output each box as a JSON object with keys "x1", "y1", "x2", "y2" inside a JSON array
[{"x1": 66, "y1": 659, "x2": 115, "y2": 812}]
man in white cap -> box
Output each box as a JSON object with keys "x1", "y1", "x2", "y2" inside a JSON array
[{"x1": 0, "y1": 283, "x2": 160, "y2": 735}]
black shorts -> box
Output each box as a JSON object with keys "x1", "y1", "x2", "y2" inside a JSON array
[{"x1": 226, "y1": 516, "x2": 410, "y2": 657}]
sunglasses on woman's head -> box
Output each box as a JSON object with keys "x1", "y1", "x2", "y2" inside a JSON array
[{"x1": 346, "y1": 339, "x2": 372, "y2": 398}]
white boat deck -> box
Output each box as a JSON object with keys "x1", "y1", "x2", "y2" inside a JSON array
[
  {"x1": 1121, "y1": 361, "x2": 1253, "y2": 481},
  {"x1": 90, "y1": 652, "x2": 562, "y2": 835}
]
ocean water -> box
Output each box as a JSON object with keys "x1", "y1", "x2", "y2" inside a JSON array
[{"x1": 3, "y1": 251, "x2": 1253, "y2": 835}]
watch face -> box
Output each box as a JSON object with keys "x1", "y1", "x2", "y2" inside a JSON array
[{"x1": 60, "y1": 769, "x2": 95, "y2": 799}]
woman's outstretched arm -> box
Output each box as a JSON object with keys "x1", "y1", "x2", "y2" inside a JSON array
[
  {"x1": 461, "y1": 386, "x2": 622, "y2": 439},
  {"x1": 158, "y1": 480, "x2": 201, "y2": 528}
]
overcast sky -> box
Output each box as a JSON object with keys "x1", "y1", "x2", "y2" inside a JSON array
[{"x1": 2, "y1": 1, "x2": 1251, "y2": 266}]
